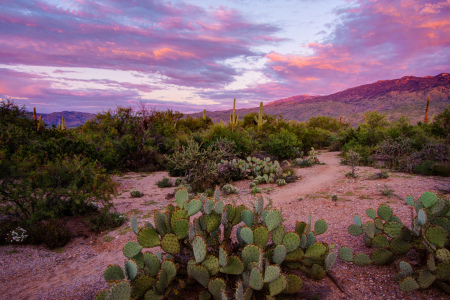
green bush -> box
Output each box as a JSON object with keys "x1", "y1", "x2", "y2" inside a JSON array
[
  {"x1": 264, "y1": 129, "x2": 301, "y2": 159},
  {"x1": 156, "y1": 177, "x2": 173, "y2": 188},
  {"x1": 88, "y1": 207, "x2": 126, "y2": 232},
  {"x1": 0, "y1": 155, "x2": 117, "y2": 223}
]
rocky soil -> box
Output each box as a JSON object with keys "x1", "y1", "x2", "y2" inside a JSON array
[{"x1": 1, "y1": 151, "x2": 449, "y2": 299}]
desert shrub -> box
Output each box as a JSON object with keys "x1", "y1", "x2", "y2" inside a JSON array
[
  {"x1": 28, "y1": 219, "x2": 72, "y2": 249},
  {"x1": 343, "y1": 150, "x2": 361, "y2": 178},
  {"x1": 374, "y1": 137, "x2": 413, "y2": 168},
  {"x1": 276, "y1": 179, "x2": 287, "y2": 186},
  {"x1": 432, "y1": 162, "x2": 450, "y2": 177},
  {"x1": 294, "y1": 158, "x2": 312, "y2": 168},
  {"x1": 174, "y1": 178, "x2": 183, "y2": 186},
  {"x1": 156, "y1": 177, "x2": 173, "y2": 188},
  {"x1": 88, "y1": 207, "x2": 126, "y2": 232},
  {"x1": 0, "y1": 154, "x2": 117, "y2": 223},
  {"x1": 263, "y1": 129, "x2": 301, "y2": 159},
  {"x1": 414, "y1": 160, "x2": 435, "y2": 176},
  {"x1": 222, "y1": 183, "x2": 238, "y2": 195},
  {"x1": 130, "y1": 190, "x2": 143, "y2": 198},
  {"x1": 167, "y1": 138, "x2": 236, "y2": 192},
  {"x1": 250, "y1": 186, "x2": 262, "y2": 195}
]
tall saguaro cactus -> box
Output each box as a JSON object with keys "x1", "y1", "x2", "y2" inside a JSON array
[
  {"x1": 229, "y1": 98, "x2": 239, "y2": 131},
  {"x1": 202, "y1": 109, "x2": 207, "y2": 121},
  {"x1": 424, "y1": 96, "x2": 430, "y2": 124},
  {"x1": 57, "y1": 116, "x2": 66, "y2": 131},
  {"x1": 254, "y1": 101, "x2": 267, "y2": 130}
]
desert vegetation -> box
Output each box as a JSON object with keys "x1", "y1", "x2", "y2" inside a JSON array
[{"x1": 1, "y1": 98, "x2": 449, "y2": 298}]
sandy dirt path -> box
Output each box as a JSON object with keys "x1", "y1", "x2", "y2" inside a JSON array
[{"x1": 0, "y1": 151, "x2": 449, "y2": 299}]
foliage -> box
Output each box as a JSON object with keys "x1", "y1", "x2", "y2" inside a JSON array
[
  {"x1": 222, "y1": 184, "x2": 239, "y2": 195},
  {"x1": 96, "y1": 188, "x2": 336, "y2": 299},
  {"x1": 157, "y1": 177, "x2": 174, "y2": 188},
  {"x1": 264, "y1": 129, "x2": 301, "y2": 159},
  {"x1": 168, "y1": 138, "x2": 236, "y2": 192},
  {"x1": 0, "y1": 154, "x2": 117, "y2": 223},
  {"x1": 339, "y1": 192, "x2": 450, "y2": 294},
  {"x1": 343, "y1": 150, "x2": 361, "y2": 178},
  {"x1": 378, "y1": 184, "x2": 396, "y2": 199},
  {"x1": 130, "y1": 190, "x2": 143, "y2": 198},
  {"x1": 88, "y1": 207, "x2": 126, "y2": 232}
]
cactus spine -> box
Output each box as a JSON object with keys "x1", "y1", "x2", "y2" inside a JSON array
[
  {"x1": 424, "y1": 96, "x2": 430, "y2": 124},
  {"x1": 254, "y1": 101, "x2": 267, "y2": 130},
  {"x1": 230, "y1": 98, "x2": 239, "y2": 131}
]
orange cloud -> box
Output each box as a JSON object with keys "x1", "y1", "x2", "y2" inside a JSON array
[{"x1": 153, "y1": 48, "x2": 196, "y2": 60}]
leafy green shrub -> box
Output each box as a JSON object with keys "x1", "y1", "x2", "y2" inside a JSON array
[
  {"x1": 0, "y1": 155, "x2": 117, "y2": 223},
  {"x1": 339, "y1": 192, "x2": 449, "y2": 294},
  {"x1": 29, "y1": 219, "x2": 72, "y2": 249},
  {"x1": 264, "y1": 129, "x2": 301, "y2": 159},
  {"x1": 167, "y1": 138, "x2": 236, "y2": 192},
  {"x1": 88, "y1": 207, "x2": 126, "y2": 232},
  {"x1": 156, "y1": 177, "x2": 173, "y2": 188},
  {"x1": 276, "y1": 179, "x2": 287, "y2": 186},
  {"x1": 130, "y1": 190, "x2": 143, "y2": 198},
  {"x1": 343, "y1": 150, "x2": 361, "y2": 178},
  {"x1": 294, "y1": 159, "x2": 312, "y2": 168},
  {"x1": 378, "y1": 184, "x2": 396, "y2": 198},
  {"x1": 222, "y1": 184, "x2": 238, "y2": 195},
  {"x1": 96, "y1": 188, "x2": 336, "y2": 299},
  {"x1": 432, "y1": 162, "x2": 450, "y2": 177},
  {"x1": 414, "y1": 160, "x2": 435, "y2": 175},
  {"x1": 251, "y1": 186, "x2": 262, "y2": 195},
  {"x1": 174, "y1": 178, "x2": 183, "y2": 186}
]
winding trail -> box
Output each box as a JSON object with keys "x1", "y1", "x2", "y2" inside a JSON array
[{"x1": 270, "y1": 151, "x2": 347, "y2": 206}]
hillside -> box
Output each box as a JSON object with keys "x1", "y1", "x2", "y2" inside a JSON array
[
  {"x1": 37, "y1": 111, "x2": 95, "y2": 128},
  {"x1": 194, "y1": 73, "x2": 450, "y2": 125}
]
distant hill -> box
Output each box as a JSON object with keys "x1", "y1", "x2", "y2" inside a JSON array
[
  {"x1": 193, "y1": 73, "x2": 450, "y2": 126},
  {"x1": 37, "y1": 111, "x2": 95, "y2": 128}
]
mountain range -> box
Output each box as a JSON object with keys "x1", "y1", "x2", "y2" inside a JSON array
[
  {"x1": 36, "y1": 73, "x2": 450, "y2": 127},
  {"x1": 193, "y1": 73, "x2": 450, "y2": 125}
]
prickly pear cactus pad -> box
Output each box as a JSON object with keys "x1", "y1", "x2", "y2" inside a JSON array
[
  {"x1": 343, "y1": 192, "x2": 450, "y2": 295},
  {"x1": 97, "y1": 191, "x2": 337, "y2": 299}
]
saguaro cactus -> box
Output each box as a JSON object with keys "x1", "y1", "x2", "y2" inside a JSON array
[
  {"x1": 230, "y1": 98, "x2": 239, "y2": 131},
  {"x1": 424, "y1": 96, "x2": 430, "y2": 124},
  {"x1": 254, "y1": 101, "x2": 267, "y2": 130},
  {"x1": 203, "y1": 109, "x2": 207, "y2": 121}
]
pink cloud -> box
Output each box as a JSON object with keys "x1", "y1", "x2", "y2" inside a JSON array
[
  {"x1": 264, "y1": 0, "x2": 450, "y2": 96},
  {"x1": 0, "y1": 0, "x2": 282, "y2": 90}
]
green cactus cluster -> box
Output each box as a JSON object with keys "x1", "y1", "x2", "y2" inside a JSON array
[
  {"x1": 57, "y1": 116, "x2": 66, "y2": 131},
  {"x1": 276, "y1": 179, "x2": 286, "y2": 186},
  {"x1": 97, "y1": 187, "x2": 336, "y2": 299},
  {"x1": 339, "y1": 192, "x2": 450, "y2": 294},
  {"x1": 222, "y1": 156, "x2": 281, "y2": 187}
]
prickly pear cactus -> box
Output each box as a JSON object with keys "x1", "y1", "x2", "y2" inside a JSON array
[
  {"x1": 97, "y1": 187, "x2": 336, "y2": 299},
  {"x1": 340, "y1": 192, "x2": 450, "y2": 294}
]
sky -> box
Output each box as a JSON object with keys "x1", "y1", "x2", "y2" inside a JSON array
[{"x1": 0, "y1": 0, "x2": 449, "y2": 114}]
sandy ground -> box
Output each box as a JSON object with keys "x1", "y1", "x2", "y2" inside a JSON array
[{"x1": 0, "y1": 151, "x2": 449, "y2": 299}]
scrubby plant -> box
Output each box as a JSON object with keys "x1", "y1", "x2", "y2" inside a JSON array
[
  {"x1": 222, "y1": 184, "x2": 239, "y2": 195},
  {"x1": 88, "y1": 207, "x2": 126, "y2": 232},
  {"x1": 276, "y1": 179, "x2": 287, "y2": 186},
  {"x1": 157, "y1": 177, "x2": 174, "y2": 188},
  {"x1": 378, "y1": 184, "x2": 396, "y2": 199},
  {"x1": 339, "y1": 192, "x2": 450, "y2": 294},
  {"x1": 130, "y1": 190, "x2": 143, "y2": 198},
  {"x1": 344, "y1": 150, "x2": 361, "y2": 178},
  {"x1": 306, "y1": 147, "x2": 319, "y2": 164},
  {"x1": 250, "y1": 186, "x2": 262, "y2": 195},
  {"x1": 294, "y1": 159, "x2": 312, "y2": 168},
  {"x1": 331, "y1": 194, "x2": 338, "y2": 205},
  {"x1": 96, "y1": 188, "x2": 336, "y2": 299},
  {"x1": 174, "y1": 178, "x2": 183, "y2": 186}
]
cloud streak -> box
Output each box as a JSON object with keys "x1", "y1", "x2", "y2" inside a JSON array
[
  {"x1": 263, "y1": 0, "x2": 450, "y2": 96},
  {"x1": 0, "y1": 0, "x2": 448, "y2": 113}
]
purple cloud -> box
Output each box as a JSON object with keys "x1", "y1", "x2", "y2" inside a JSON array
[{"x1": 264, "y1": 0, "x2": 450, "y2": 96}]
